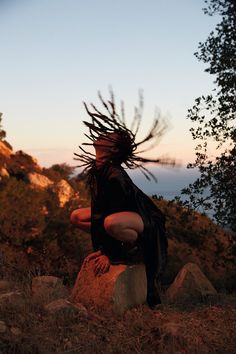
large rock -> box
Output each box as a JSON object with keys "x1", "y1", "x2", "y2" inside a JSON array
[
  {"x1": 0, "y1": 166, "x2": 9, "y2": 178},
  {"x1": 0, "y1": 141, "x2": 12, "y2": 158},
  {"x1": 54, "y1": 179, "x2": 75, "y2": 207},
  {"x1": 166, "y1": 262, "x2": 217, "y2": 304},
  {"x1": 28, "y1": 172, "x2": 53, "y2": 189},
  {"x1": 10, "y1": 327, "x2": 21, "y2": 336},
  {"x1": 69, "y1": 260, "x2": 147, "y2": 315},
  {"x1": 31, "y1": 276, "x2": 68, "y2": 304}
]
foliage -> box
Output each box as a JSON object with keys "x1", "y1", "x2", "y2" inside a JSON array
[
  {"x1": 0, "y1": 112, "x2": 6, "y2": 140},
  {"x1": 155, "y1": 198, "x2": 211, "y2": 247},
  {"x1": 43, "y1": 163, "x2": 75, "y2": 182},
  {"x1": 0, "y1": 177, "x2": 86, "y2": 279},
  {"x1": 152, "y1": 198, "x2": 235, "y2": 291},
  {"x1": 182, "y1": 0, "x2": 236, "y2": 230},
  {"x1": 0, "y1": 178, "x2": 46, "y2": 246},
  {"x1": 0, "y1": 174, "x2": 234, "y2": 290}
]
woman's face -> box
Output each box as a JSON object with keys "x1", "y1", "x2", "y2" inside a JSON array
[{"x1": 94, "y1": 134, "x2": 118, "y2": 166}]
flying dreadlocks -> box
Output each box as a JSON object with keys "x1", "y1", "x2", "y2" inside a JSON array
[{"x1": 74, "y1": 90, "x2": 176, "y2": 181}]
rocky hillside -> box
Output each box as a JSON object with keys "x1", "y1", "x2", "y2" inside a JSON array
[
  {"x1": 0, "y1": 140, "x2": 76, "y2": 207},
  {"x1": 0, "y1": 139, "x2": 235, "y2": 291},
  {"x1": 0, "y1": 139, "x2": 236, "y2": 354},
  {"x1": 158, "y1": 198, "x2": 235, "y2": 291},
  {"x1": 0, "y1": 139, "x2": 87, "y2": 282}
]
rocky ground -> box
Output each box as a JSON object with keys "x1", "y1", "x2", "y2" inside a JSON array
[{"x1": 0, "y1": 277, "x2": 236, "y2": 354}]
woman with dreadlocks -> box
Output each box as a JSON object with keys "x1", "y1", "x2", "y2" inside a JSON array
[{"x1": 70, "y1": 92, "x2": 175, "y2": 309}]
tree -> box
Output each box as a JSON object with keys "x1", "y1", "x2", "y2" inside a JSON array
[
  {"x1": 0, "y1": 112, "x2": 6, "y2": 140},
  {"x1": 182, "y1": 0, "x2": 236, "y2": 231},
  {"x1": 43, "y1": 163, "x2": 75, "y2": 182}
]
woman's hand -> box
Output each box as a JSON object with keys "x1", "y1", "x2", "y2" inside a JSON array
[
  {"x1": 93, "y1": 255, "x2": 110, "y2": 276},
  {"x1": 84, "y1": 250, "x2": 102, "y2": 265}
]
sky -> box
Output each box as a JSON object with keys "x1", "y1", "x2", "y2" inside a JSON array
[{"x1": 0, "y1": 0, "x2": 219, "y2": 173}]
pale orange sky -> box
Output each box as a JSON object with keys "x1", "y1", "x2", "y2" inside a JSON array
[{"x1": 1, "y1": 0, "x2": 219, "y2": 168}]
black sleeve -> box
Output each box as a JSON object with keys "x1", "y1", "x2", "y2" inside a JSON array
[
  {"x1": 91, "y1": 217, "x2": 107, "y2": 253},
  {"x1": 105, "y1": 171, "x2": 139, "y2": 214}
]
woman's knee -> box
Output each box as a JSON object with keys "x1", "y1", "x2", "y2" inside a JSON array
[
  {"x1": 104, "y1": 216, "x2": 121, "y2": 236},
  {"x1": 70, "y1": 207, "x2": 91, "y2": 224},
  {"x1": 70, "y1": 209, "x2": 80, "y2": 224},
  {"x1": 104, "y1": 212, "x2": 144, "y2": 236}
]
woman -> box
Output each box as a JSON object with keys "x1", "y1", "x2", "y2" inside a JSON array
[{"x1": 71, "y1": 92, "x2": 175, "y2": 309}]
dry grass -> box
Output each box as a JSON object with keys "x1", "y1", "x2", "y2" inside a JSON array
[{"x1": 0, "y1": 278, "x2": 236, "y2": 354}]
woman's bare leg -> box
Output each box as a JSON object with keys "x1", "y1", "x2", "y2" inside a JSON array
[
  {"x1": 70, "y1": 207, "x2": 91, "y2": 233},
  {"x1": 104, "y1": 211, "x2": 144, "y2": 243}
]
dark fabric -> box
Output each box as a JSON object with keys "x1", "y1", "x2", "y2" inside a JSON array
[{"x1": 89, "y1": 162, "x2": 168, "y2": 283}]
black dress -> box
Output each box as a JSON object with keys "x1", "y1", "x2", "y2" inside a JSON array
[{"x1": 89, "y1": 162, "x2": 168, "y2": 290}]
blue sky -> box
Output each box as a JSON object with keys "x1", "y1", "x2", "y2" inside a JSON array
[{"x1": 0, "y1": 0, "x2": 219, "y2": 168}]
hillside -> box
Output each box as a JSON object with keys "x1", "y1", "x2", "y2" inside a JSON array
[{"x1": 0, "y1": 141, "x2": 235, "y2": 353}]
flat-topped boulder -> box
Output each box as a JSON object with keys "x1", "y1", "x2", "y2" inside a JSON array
[
  {"x1": 44, "y1": 298, "x2": 88, "y2": 318},
  {"x1": 31, "y1": 276, "x2": 68, "y2": 304},
  {"x1": 69, "y1": 260, "x2": 147, "y2": 315},
  {"x1": 166, "y1": 262, "x2": 217, "y2": 304}
]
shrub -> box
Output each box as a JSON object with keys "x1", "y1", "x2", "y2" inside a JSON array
[{"x1": 0, "y1": 178, "x2": 46, "y2": 246}]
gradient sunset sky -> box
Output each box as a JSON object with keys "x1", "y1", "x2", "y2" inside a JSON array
[{"x1": 0, "y1": 0, "x2": 219, "y2": 168}]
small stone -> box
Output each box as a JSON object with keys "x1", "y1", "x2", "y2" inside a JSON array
[
  {"x1": 0, "y1": 320, "x2": 7, "y2": 333},
  {"x1": 161, "y1": 322, "x2": 186, "y2": 345},
  {"x1": 44, "y1": 298, "x2": 88, "y2": 317},
  {"x1": 73, "y1": 302, "x2": 88, "y2": 317},
  {"x1": 0, "y1": 291, "x2": 22, "y2": 305},
  {"x1": 0, "y1": 280, "x2": 11, "y2": 293},
  {"x1": 10, "y1": 327, "x2": 21, "y2": 336},
  {"x1": 32, "y1": 276, "x2": 68, "y2": 304}
]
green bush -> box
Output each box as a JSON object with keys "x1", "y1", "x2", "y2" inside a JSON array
[
  {"x1": 0, "y1": 177, "x2": 88, "y2": 280},
  {"x1": 43, "y1": 163, "x2": 75, "y2": 182},
  {"x1": 0, "y1": 178, "x2": 46, "y2": 246}
]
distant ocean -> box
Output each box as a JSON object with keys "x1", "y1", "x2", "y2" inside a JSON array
[
  {"x1": 75, "y1": 166, "x2": 198, "y2": 199},
  {"x1": 127, "y1": 166, "x2": 199, "y2": 200},
  {"x1": 128, "y1": 166, "x2": 215, "y2": 220}
]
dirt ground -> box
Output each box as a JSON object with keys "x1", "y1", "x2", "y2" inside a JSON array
[{"x1": 0, "y1": 291, "x2": 236, "y2": 354}]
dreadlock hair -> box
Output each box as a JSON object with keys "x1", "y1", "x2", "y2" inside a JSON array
[
  {"x1": 98, "y1": 130, "x2": 134, "y2": 165},
  {"x1": 74, "y1": 90, "x2": 176, "y2": 182}
]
